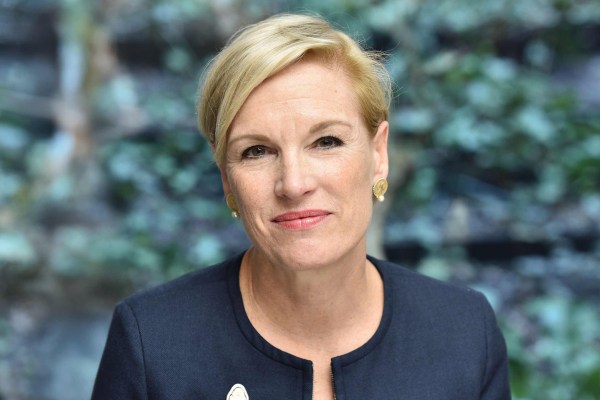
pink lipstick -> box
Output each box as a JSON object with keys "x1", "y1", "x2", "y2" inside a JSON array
[{"x1": 272, "y1": 209, "x2": 331, "y2": 230}]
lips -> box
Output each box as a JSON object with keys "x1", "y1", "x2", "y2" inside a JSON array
[{"x1": 272, "y1": 209, "x2": 331, "y2": 230}]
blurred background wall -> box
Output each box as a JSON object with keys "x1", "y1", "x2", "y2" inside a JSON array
[{"x1": 0, "y1": 0, "x2": 599, "y2": 399}]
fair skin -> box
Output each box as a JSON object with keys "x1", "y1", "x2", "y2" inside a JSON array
[{"x1": 221, "y1": 57, "x2": 389, "y2": 399}]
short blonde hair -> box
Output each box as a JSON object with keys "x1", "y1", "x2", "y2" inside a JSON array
[{"x1": 197, "y1": 13, "x2": 391, "y2": 166}]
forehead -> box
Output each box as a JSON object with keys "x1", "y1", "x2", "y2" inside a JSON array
[{"x1": 232, "y1": 58, "x2": 361, "y2": 125}]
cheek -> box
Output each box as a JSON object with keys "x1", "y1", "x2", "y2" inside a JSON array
[
  {"x1": 326, "y1": 152, "x2": 374, "y2": 190},
  {"x1": 227, "y1": 169, "x2": 273, "y2": 228},
  {"x1": 231, "y1": 175, "x2": 261, "y2": 209},
  {"x1": 231, "y1": 175, "x2": 270, "y2": 239}
]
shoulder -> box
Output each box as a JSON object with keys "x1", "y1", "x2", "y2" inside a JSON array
[
  {"x1": 118, "y1": 252, "x2": 243, "y2": 317},
  {"x1": 369, "y1": 257, "x2": 510, "y2": 396},
  {"x1": 372, "y1": 256, "x2": 487, "y2": 300},
  {"x1": 372, "y1": 255, "x2": 506, "y2": 357},
  {"x1": 371, "y1": 256, "x2": 494, "y2": 319}
]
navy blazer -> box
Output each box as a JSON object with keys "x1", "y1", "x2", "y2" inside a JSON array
[{"x1": 92, "y1": 253, "x2": 511, "y2": 399}]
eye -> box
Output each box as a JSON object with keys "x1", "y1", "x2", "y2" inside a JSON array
[
  {"x1": 315, "y1": 136, "x2": 343, "y2": 149},
  {"x1": 241, "y1": 145, "x2": 268, "y2": 159}
]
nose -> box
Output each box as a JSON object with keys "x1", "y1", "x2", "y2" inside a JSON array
[{"x1": 274, "y1": 152, "x2": 316, "y2": 200}]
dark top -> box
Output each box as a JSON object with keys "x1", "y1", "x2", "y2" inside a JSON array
[{"x1": 92, "y1": 252, "x2": 511, "y2": 399}]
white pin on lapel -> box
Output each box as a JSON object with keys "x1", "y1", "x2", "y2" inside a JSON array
[{"x1": 227, "y1": 384, "x2": 249, "y2": 400}]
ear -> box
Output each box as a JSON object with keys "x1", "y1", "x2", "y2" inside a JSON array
[{"x1": 372, "y1": 121, "x2": 389, "y2": 180}]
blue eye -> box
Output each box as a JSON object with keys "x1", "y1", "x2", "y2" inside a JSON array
[
  {"x1": 316, "y1": 136, "x2": 343, "y2": 149},
  {"x1": 241, "y1": 145, "x2": 267, "y2": 159}
]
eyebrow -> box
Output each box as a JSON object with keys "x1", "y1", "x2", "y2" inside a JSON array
[
  {"x1": 309, "y1": 120, "x2": 353, "y2": 134},
  {"x1": 227, "y1": 133, "x2": 270, "y2": 147},
  {"x1": 227, "y1": 120, "x2": 353, "y2": 146}
]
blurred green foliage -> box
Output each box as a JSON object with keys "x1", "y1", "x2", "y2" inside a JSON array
[
  {"x1": 505, "y1": 295, "x2": 600, "y2": 399},
  {"x1": 1, "y1": 0, "x2": 599, "y2": 398}
]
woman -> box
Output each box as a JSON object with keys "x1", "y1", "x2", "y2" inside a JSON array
[{"x1": 92, "y1": 14, "x2": 510, "y2": 399}]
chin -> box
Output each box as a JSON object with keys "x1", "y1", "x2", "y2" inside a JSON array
[
  {"x1": 284, "y1": 255, "x2": 333, "y2": 271},
  {"x1": 265, "y1": 241, "x2": 362, "y2": 272}
]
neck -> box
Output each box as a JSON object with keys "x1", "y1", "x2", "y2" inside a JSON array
[{"x1": 240, "y1": 247, "x2": 383, "y2": 354}]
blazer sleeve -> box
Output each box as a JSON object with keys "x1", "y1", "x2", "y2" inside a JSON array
[
  {"x1": 479, "y1": 293, "x2": 511, "y2": 400},
  {"x1": 91, "y1": 301, "x2": 148, "y2": 400}
]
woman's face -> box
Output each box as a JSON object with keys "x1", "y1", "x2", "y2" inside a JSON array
[{"x1": 221, "y1": 58, "x2": 388, "y2": 271}]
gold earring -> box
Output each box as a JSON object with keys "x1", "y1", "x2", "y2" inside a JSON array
[
  {"x1": 225, "y1": 193, "x2": 239, "y2": 218},
  {"x1": 372, "y1": 178, "x2": 388, "y2": 202}
]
